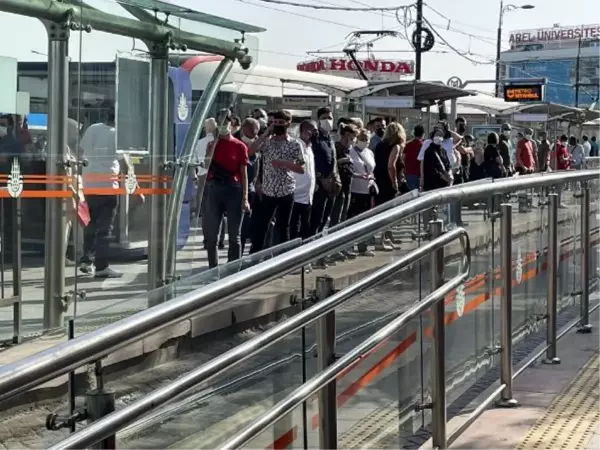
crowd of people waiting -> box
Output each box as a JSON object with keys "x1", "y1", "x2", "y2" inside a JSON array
[{"x1": 193, "y1": 107, "x2": 598, "y2": 269}]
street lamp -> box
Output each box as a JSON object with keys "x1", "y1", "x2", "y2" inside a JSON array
[{"x1": 495, "y1": 1, "x2": 535, "y2": 97}]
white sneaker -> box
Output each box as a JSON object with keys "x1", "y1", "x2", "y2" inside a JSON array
[{"x1": 94, "y1": 267, "x2": 123, "y2": 279}]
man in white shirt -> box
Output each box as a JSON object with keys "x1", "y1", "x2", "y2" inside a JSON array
[
  {"x1": 290, "y1": 120, "x2": 316, "y2": 240},
  {"x1": 582, "y1": 135, "x2": 592, "y2": 157},
  {"x1": 78, "y1": 108, "x2": 124, "y2": 278}
]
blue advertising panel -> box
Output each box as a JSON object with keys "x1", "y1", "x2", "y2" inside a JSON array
[{"x1": 507, "y1": 58, "x2": 599, "y2": 107}]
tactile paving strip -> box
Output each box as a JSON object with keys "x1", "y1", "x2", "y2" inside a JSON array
[
  {"x1": 338, "y1": 401, "x2": 413, "y2": 449},
  {"x1": 517, "y1": 354, "x2": 600, "y2": 450}
]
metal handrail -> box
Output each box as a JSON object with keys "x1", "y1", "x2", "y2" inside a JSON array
[
  {"x1": 0, "y1": 169, "x2": 596, "y2": 406},
  {"x1": 47, "y1": 227, "x2": 471, "y2": 450},
  {"x1": 219, "y1": 260, "x2": 471, "y2": 449}
]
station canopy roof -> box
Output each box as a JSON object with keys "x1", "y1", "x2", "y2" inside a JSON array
[
  {"x1": 505, "y1": 102, "x2": 600, "y2": 123},
  {"x1": 426, "y1": 93, "x2": 520, "y2": 116},
  {"x1": 348, "y1": 80, "x2": 473, "y2": 106}
]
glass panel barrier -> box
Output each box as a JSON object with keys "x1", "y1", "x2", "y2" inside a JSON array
[
  {"x1": 332, "y1": 314, "x2": 423, "y2": 449},
  {"x1": 423, "y1": 189, "x2": 495, "y2": 422},
  {"x1": 510, "y1": 184, "x2": 546, "y2": 343},
  {"x1": 114, "y1": 327, "x2": 307, "y2": 449}
]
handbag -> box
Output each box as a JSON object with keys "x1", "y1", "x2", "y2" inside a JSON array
[{"x1": 77, "y1": 201, "x2": 91, "y2": 227}]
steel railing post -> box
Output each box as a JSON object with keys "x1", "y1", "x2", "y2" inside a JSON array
[
  {"x1": 43, "y1": 26, "x2": 69, "y2": 329},
  {"x1": 147, "y1": 48, "x2": 170, "y2": 294},
  {"x1": 497, "y1": 204, "x2": 518, "y2": 407},
  {"x1": 544, "y1": 193, "x2": 560, "y2": 364},
  {"x1": 86, "y1": 389, "x2": 116, "y2": 449},
  {"x1": 577, "y1": 186, "x2": 592, "y2": 333},
  {"x1": 315, "y1": 275, "x2": 337, "y2": 450},
  {"x1": 429, "y1": 219, "x2": 447, "y2": 449},
  {"x1": 11, "y1": 197, "x2": 22, "y2": 344}
]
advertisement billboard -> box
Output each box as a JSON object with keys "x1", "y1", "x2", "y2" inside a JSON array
[
  {"x1": 297, "y1": 58, "x2": 414, "y2": 81},
  {"x1": 509, "y1": 24, "x2": 600, "y2": 47}
]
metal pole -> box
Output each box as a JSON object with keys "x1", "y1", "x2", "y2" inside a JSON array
[
  {"x1": 574, "y1": 36, "x2": 582, "y2": 107},
  {"x1": 43, "y1": 27, "x2": 69, "y2": 329},
  {"x1": 147, "y1": 50, "x2": 169, "y2": 292},
  {"x1": 544, "y1": 193, "x2": 560, "y2": 364},
  {"x1": 497, "y1": 204, "x2": 518, "y2": 407},
  {"x1": 577, "y1": 187, "x2": 592, "y2": 333},
  {"x1": 429, "y1": 219, "x2": 447, "y2": 449},
  {"x1": 165, "y1": 58, "x2": 235, "y2": 278},
  {"x1": 495, "y1": 1, "x2": 503, "y2": 97},
  {"x1": 86, "y1": 389, "x2": 116, "y2": 449},
  {"x1": 415, "y1": 0, "x2": 423, "y2": 81},
  {"x1": 11, "y1": 198, "x2": 22, "y2": 344},
  {"x1": 0, "y1": 0, "x2": 250, "y2": 60},
  {"x1": 315, "y1": 276, "x2": 337, "y2": 450}
]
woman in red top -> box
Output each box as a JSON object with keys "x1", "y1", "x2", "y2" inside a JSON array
[{"x1": 551, "y1": 134, "x2": 571, "y2": 171}]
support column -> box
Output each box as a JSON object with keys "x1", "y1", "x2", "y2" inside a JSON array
[
  {"x1": 544, "y1": 193, "x2": 560, "y2": 364},
  {"x1": 429, "y1": 219, "x2": 447, "y2": 449},
  {"x1": 497, "y1": 203, "x2": 518, "y2": 407},
  {"x1": 147, "y1": 47, "x2": 169, "y2": 292},
  {"x1": 43, "y1": 23, "x2": 69, "y2": 329},
  {"x1": 577, "y1": 186, "x2": 592, "y2": 333},
  {"x1": 315, "y1": 275, "x2": 337, "y2": 450}
]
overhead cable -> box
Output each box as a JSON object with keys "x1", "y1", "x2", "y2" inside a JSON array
[{"x1": 246, "y1": 0, "x2": 415, "y2": 12}]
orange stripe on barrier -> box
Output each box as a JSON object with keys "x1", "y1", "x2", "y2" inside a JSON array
[
  {"x1": 267, "y1": 426, "x2": 297, "y2": 449},
  {"x1": 0, "y1": 190, "x2": 72, "y2": 198},
  {"x1": 82, "y1": 188, "x2": 172, "y2": 196},
  {"x1": 270, "y1": 236, "x2": 600, "y2": 448}
]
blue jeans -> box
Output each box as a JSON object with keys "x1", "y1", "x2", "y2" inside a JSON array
[
  {"x1": 406, "y1": 174, "x2": 420, "y2": 191},
  {"x1": 203, "y1": 180, "x2": 243, "y2": 268}
]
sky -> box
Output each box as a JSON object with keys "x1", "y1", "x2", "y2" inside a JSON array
[{"x1": 1, "y1": 0, "x2": 599, "y2": 94}]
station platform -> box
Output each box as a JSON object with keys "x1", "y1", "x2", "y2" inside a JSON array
[{"x1": 424, "y1": 307, "x2": 600, "y2": 450}]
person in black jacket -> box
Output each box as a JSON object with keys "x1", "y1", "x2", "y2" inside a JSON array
[
  {"x1": 422, "y1": 127, "x2": 452, "y2": 192},
  {"x1": 483, "y1": 132, "x2": 506, "y2": 179}
]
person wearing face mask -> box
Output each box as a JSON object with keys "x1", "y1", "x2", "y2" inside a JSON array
[
  {"x1": 369, "y1": 117, "x2": 386, "y2": 149},
  {"x1": 569, "y1": 135, "x2": 586, "y2": 170},
  {"x1": 551, "y1": 134, "x2": 571, "y2": 171},
  {"x1": 309, "y1": 106, "x2": 341, "y2": 237},
  {"x1": 203, "y1": 110, "x2": 250, "y2": 268},
  {"x1": 421, "y1": 127, "x2": 452, "y2": 192},
  {"x1": 290, "y1": 120, "x2": 317, "y2": 240},
  {"x1": 234, "y1": 118, "x2": 260, "y2": 254},
  {"x1": 331, "y1": 123, "x2": 356, "y2": 227},
  {"x1": 417, "y1": 120, "x2": 460, "y2": 190},
  {"x1": 249, "y1": 110, "x2": 305, "y2": 253},
  {"x1": 348, "y1": 129, "x2": 376, "y2": 256},
  {"x1": 515, "y1": 128, "x2": 536, "y2": 174}
]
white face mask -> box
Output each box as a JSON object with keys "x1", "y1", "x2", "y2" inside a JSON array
[
  {"x1": 258, "y1": 118, "x2": 267, "y2": 127},
  {"x1": 433, "y1": 136, "x2": 443, "y2": 145},
  {"x1": 0, "y1": 126, "x2": 6, "y2": 136},
  {"x1": 319, "y1": 119, "x2": 333, "y2": 132},
  {"x1": 356, "y1": 141, "x2": 368, "y2": 150},
  {"x1": 218, "y1": 125, "x2": 230, "y2": 136},
  {"x1": 241, "y1": 135, "x2": 254, "y2": 144},
  {"x1": 525, "y1": 134, "x2": 533, "y2": 140}
]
